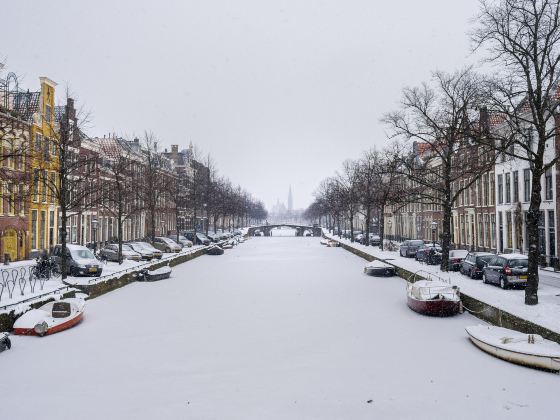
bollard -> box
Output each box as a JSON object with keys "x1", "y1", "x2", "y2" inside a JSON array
[{"x1": 3, "y1": 254, "x2": 9, "y2": 266}]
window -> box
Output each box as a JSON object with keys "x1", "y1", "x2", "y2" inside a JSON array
[
  {"x1": 41, "y1": 170, "x2": 47, "y2": 203},
  {"x1": 44, "y1": 137, "x2": 50, "y2": 161},
  {"x1": 33, "y1": 169, "x2": 39, "y2": 202},
  {"x1": 35, "y1": 133, "x2": 42, "y2": 151},
  {"x1": 49, "y1": 172, "x2": 56, "y2": 203},
  {"x1": 497, "y1": 174, "x2": 503, "y2": 204},
  {"x1": 39, "y1": 210, "x2": 46, "y2": 250},
  {"x1": 491, "y1": 214, "x2": 496, "y2": 249},
  {"x1": 513, "y1": 171, "x2": 519, "y2": 202},
  {"x1": 505, "y1": 173, "x2": 511, "y2": 203},
  {"x1": 545, "y1": 168, "x2": 553, "y2": 201},
  {"x1": 31, "y1": 210, "x2": 37, "y2": 249},
  {"x1": 538, "y1": 211, "x2": 546, "y2": 255},
  {"x1": 45, "y1": 104, "x2": 52, "y2": 123},
  {"x1": 524, "y1": 169, "x2": 530, "y2": 202},
  {"x1": 483, "y1": 173, "x2": 488, "y2": 206},
  {"x1": 549, "y1": 210, "x2": 555, "y2": 257},
  {"x1": 49, "y1": 210, "x2": 55, "y2": 247},
  {"x1": 506, "y1": 211, "x2": 512, "y2": 248}
]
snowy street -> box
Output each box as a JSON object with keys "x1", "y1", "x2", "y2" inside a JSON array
[{"x1": 2, "y1": 236, "x2": 558, "y2": 420}]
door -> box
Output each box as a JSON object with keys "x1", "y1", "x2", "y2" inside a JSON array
[{"x1": 3, "y1": 229, "x2": 18, "y2": 261}]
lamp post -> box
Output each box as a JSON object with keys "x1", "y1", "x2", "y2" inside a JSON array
[
  {"x1": 92, "y1": 218, "x2": 98, "y2": 253},
  {"x1": 431, "y1": 220, "x2": 438, "y2": 247},
  {"x1": 161, "y1": 219, "x2": 166, "y2": 236}
]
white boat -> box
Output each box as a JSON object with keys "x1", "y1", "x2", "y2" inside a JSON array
[
  {"x1": 320, "y1": 238, "x2": 329, "y2": 245},
  {"x1": 407, "y1": 280, "x2": 461, "y2": 316},
  {"x1": 364, "y1": 260, "x2": 395, "y2": 276},
  {"x1": 13, "y1": 298, "x2": 85, "y2": 337},
  {"x1": 466, "y1": 325, "x2": 560, "y2": 372}
]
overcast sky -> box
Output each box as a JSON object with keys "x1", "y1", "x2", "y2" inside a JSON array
[{"x1": 3, "y1": 0, "x2": 480, "y2": 210}]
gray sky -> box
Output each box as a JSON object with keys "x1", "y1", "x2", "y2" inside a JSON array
[{"x1": 3, "y1": 0, "x2": 480, "y2": 210}]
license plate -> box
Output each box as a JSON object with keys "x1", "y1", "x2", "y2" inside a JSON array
[
  {"x1": 519, "y1": 275, "x2": 527, "y2": 280},
  {"x1": 89, "y1": 267, "x2": 97, "y2": 273}
]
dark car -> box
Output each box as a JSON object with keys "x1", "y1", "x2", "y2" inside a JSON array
[
  {"x1": 460, "y1": 252, "x2": 494, "y2": 279},
  {"x1": 184, "y1": 231, "x2": 211, "y2": 246},
  {"x1": 482, "y1": 254, "x2": 529, "y2": 289},
  {"x1": 51, "y1": 244, "x2": 103, "y2": 277},
  {"x1": 415, "y1": 244, "x2": 442, "y2": 265},
  {"x1": 100, "y1": 243, "x2": 141, "y2": 262},
  {"x1": 399, "y1": 240, "x2": 425, "y2": 258},
  {"x1": 448, "y1": 249, "x2": 469, "y2": 271}
]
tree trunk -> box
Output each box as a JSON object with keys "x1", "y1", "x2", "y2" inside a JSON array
[
  {"x1": 364, "y1": 206, "x2": 371, "y2": 246},
  {"x1": 379, "y1": 211, "x2": 385, "y2": 251},
  {"x1": 117, "y1": 208, "x2": 123, "y2": 265},
  {"x1": 525, "y1": 169, "x2": 543, "y2": 305},
  {"x1": 349, "y1": 210, "x2": 355, "y2": 242},
  {"x1": 439, "y1": 203, "x2": 452, "y2": 272}
]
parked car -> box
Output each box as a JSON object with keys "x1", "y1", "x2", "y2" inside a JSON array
[
  {"x1": 399, "y1": 240, "x2": 425, "y2": 258},
  {"x1": 369, "y1": 234, "x2": 381, "y2": 246},
  {"x1": 415, "y1": 244, "x2": 442, "y2": 265},
  {"x1": 51, "y1": 244, "x2": 103, "y2": 277},
  {"x1": 152, "y1": 237, "x2": 182, "y2": 253},
  {"x1": 100, "y1": 243, "x2": 141, "y2": 262},
  {"x1": 448, "y1": 249, "x2": 469, "y2": 271},
  {"x1": 131, "y1": 242, "x2": 163, "y2": 259},
  {"x1": 168, "y1": 235, "x2": 193, "y2": 248},
  {"x1": 127, "y1": 242, "x2": 154, "y2": 260},
  {"x1": 482, "y1": 254, "x2": 529, "y2": 289},
  {"x1": 185, "y1": 231, "x2": 212, "y2": 245},
  {"x1": 206, "y1": 232, "x2": 221, "y2": 242},
  {"x1": 460, "y1": 252, "x2": 495, "y2": 279}
]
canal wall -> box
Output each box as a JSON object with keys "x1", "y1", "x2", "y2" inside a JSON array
[{"x1": 326, "y1": 235, "x2": 560, "y2": 344}]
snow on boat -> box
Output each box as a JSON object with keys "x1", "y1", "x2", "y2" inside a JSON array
[
  {"x1": 139, "y1": 265, "x2": 172, "y2": 282},
  {"x1": 13, "y1": 298, "x2": 85, "y2": 336},
  {"x1": 466, "y1": 325, "x2": 560, "y2": 372},
  {"x1": 406, "y1": 280, "x2": 461, "y2": 317},
  {"x1": 326, "y1": 240, "x2": 340, "y2": 247},
  {"x1": 0, "y1": 332, "x2": 11, "y2": 352},
  {"x1": 207, "y1": 245, "x2": 224, "y2": 255},
  {"x1": 320, "y1": 238, "x2": 329, "y2": 245},
  {"x1": 364, "y1": 260, "x2": 395, "y2": 277}
]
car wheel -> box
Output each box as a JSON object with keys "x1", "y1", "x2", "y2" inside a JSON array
[
  {"x1": 166, "y1": 248, "x2": 171, "y2": 253},
  {"x1": 500, "y1": 277, "x2": 508, "y2": 290},
  {"x1": 70, "y1": 267, "x2": 77, "y2": 277},
  {"x1": 470, "y1": 269, "x2": 476, "y2": 279}
]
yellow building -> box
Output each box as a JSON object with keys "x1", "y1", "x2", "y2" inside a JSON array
[{"x1": 28, "y1": 77, "x2": 59, "y2": 253}]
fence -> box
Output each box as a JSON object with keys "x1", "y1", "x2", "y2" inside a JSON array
[{"x1": 0, "y1": 264, "x2": 55, "y2": 302}]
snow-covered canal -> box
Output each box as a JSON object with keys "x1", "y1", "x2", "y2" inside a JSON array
[{"x1": 2, "y1": 237, "x2": 557, "y2": 419}]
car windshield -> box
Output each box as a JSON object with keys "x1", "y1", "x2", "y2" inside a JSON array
[
  {"x1": 478, "y1": 255, "x2": 494, "y2": 264},
  {"x1": 122, "y1": 244, "x2": 133, "y2": 251},
  {"x1": 410, "y1": 240, "x2": 424, "y2": 246},
  {"x1": 71, "y1": 249, "x2": 95, "y2": 259},
  {"x1": 508, "y1": 259, "x2": 528, "y2": 268},
  {"x1": 450, "y1": 250, "x2": 468, "y2": 257}
]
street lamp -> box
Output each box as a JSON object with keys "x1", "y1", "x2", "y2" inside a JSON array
[
  {"x1": 431, "y1": 220, "x2": 438, "y2": 247},
  {"x1": 161, "y1": 219, "x2": 166, "y2": 236},
  {"x1": 92, "y1": 218, "x2": 98, "y2": 253}
]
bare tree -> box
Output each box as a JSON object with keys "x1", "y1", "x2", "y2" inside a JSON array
[
  {"x1": 472, "y1": 0, "x2": 560, "y2": 305},
  {"x1": 383, "y1": 68, "x2": 492, "y2": 271}
]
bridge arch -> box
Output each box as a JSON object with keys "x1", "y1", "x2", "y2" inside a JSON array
[{"x1": 247, "y1": 224, "x2": 322, "y2": 237}]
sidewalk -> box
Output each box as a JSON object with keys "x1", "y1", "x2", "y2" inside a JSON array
[{"x1": 324, "y1": 231, "x2": 560, "y2": 335}]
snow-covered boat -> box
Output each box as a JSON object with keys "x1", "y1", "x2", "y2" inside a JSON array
[
  {"x1": 406, "y1": 280, "x2": 461, "y2": 317},
  {"x1": 207, "y1": 245, "x2": 225, "y2": 255},
  {"x1": 320, "y1": 238, "x2": 329, "y2": 245},
  {"x1": 364, "y1": 260, "x2": 395, "y2": 277},
  {"x1": 466, "y1": 325, "x2": 560, "y2": 372},
  {"x1": 13, "y1": 298, "x2": 85, "y2": 336},
  {"x1": 139, "y1": 266, "x2": 172, "y2": 282},
  {"x1": 326, "y1": 240, "x2": 340, "y2": 247},
  {"x1": 0, "y1": 332, "x2": 11, "y2": 352}
]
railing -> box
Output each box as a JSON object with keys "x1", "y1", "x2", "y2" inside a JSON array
[
  {"x1": 408, "y1": 269, "x2": 450, "y2": 284},
  {"x1": 0, "y1": 264, "x2": 53, "y2": 302}
]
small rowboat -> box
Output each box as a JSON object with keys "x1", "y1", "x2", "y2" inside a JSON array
[
  {"x1": 320, "y1": 238, "x2": 329, "y2": 245},
  {"x1": 326, "y1": 240, "x2": 340, "y2": 247},
  {"x1": 364, "y1": 260, "x2": 395, "y2": 277},
  {"x1": 406, "y1": 280, "x2": 461, "y2": 317},
  {"x1": 0, "y1": 332, "x2": 11, "y2": 352},
  {"x1": 207, "y1": 245, "x2": 225, "y2": 255},
  {"x1": 139, "y1": 266, "x2": 172, "y2": 282},
  {"x1": 466, "y1": 325, "x2": 560, "y2": 372},
  {"x1": 13, "y1": 298, "x2": 85, "y2": 337}
]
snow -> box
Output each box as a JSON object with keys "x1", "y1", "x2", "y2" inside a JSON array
[
  {"x1": 325, "y1": 232, "x2": 560, "y2": 335},
  {"x1": 365, "y1": 260, "x2": 393, "y2": 269},
  {"x1": 148, "y1": 266, "x2": 172, "y2": 275},
  {"x1": 1, "y1": 236, "x2": 558, "y2": 419}
]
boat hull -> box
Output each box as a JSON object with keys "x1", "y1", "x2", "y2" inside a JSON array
[
  {"x1": 407, "y1": 296, "x2": 461, "y2": 317},
  {"x1": 365, "y1": 266, "x2": 395, "y2": 277},
  {"x1": 13, "y1": 312, "x2": 83, "y2": 336},
  {"x1": 466, "y1": 330, "x2": 560, "y2": 372}
]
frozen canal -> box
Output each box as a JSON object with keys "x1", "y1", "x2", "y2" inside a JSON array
[{"x1": 2, "y1": 237, "x2": 558, "y2": 419}]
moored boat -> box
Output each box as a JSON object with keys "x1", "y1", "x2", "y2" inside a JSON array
[
  {"x1": 13, "y1": 298, "x2": 85, "y2": 336},
  {"x1": 320, "y1": 238, "x2": 329, "y2": 245},
  {"x1": 207, "y1": 245, "x2": 225, "y2": 255},
  {"x1": 0, "y1": 332, "x2": 11, "y2": 352},
  {"x1": 326, "y1": 240, "x2": 340, "y2": 247},
  {"x1": 466, "y1": 325, "x2": 560, "y2": 372},
  {"x1": 364, "y1": 260, "x2": 395, "y2": 277},
  {"x1": 406, "y1": 280, "x2": 461, "y2": 317},
  {"x1": 139, "y1": 266, "x2": 172, "y2": 282}
]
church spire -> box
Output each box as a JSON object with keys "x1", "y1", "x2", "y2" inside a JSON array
[{"x1": 288, "y1": 185, "x2": 293, "y2": 212}]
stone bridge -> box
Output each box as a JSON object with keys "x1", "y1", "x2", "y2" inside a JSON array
[{"x1": 247, "y1": 224, "x2": 322, "y2": 237}]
